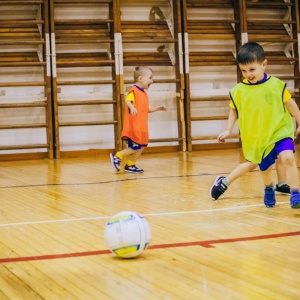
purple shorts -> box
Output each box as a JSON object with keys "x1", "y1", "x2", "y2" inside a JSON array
[{"x1": 259, "y1": 138, "x2": 295, "y2": 171}]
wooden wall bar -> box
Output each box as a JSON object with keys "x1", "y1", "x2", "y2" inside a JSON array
[
  {"x1": 0, "y1": 0, "x2": 299, "y2": 159},
  {"x1": 0, "y1": 0, "x2": 53, "y2": 158}
]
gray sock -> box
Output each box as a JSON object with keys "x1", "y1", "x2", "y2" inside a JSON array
[
  {"x1": 265, "y1": 183, "x2": 274, "y2": 189},
  {"x1": 222, "y1": 178, "x2": 229, "y2": 186}
]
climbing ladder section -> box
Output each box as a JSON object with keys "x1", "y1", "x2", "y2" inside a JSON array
[
  {"x1": 49, "y1": 0, "x2": 121, "y2": 157},
  {"x1": 181, "y1": 0, "x2": 241, "y2": 151},
  {"x1": 0, "y1": 0, "x2": 53, "y2": 158},
  {"x1": 239, "y1": 0, "x2": 300, "y2": 102},
  {"x1": 239, "y1": 0, "x2": 300, "y2": 142},
  {"x1": 116, "y1": 0, "x2": 186, "y2": 152}
]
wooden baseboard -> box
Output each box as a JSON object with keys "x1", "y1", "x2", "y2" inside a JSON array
[
  {"x1": 192, "y1": 142, "x2": 241, "y2": 151},
  {"x1": 0, "y1": 152, "x2": 48, "y2": 161},
  {"x1": 0, "y1": 143, "x2": 242, "y2": 161},
  {"x1": 60, "y1": 146, "x2": 181, "y2": 158}
]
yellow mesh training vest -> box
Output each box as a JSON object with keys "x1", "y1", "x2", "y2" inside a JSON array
[{"x1": 230, "y1": 76, "x2": 294, "y2": 163}]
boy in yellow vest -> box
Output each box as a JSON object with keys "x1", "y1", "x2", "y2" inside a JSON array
[
  {"x1": 210, "y1": 42, "x2": 300, "y2": 208},
  {"x1": 110, "y1": 66, "x2": 166, "y2": 173}
]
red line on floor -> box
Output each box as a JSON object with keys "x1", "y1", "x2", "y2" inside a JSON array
[
  {"x1": 150, "y1": 230, "x2": 300, "y2": 249},
  {"x1": 1, "y1": 230, "x2": 300, "y2": 263}
]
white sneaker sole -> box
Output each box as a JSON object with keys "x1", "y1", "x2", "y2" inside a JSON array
[{"x1": 275, "y1": 191, "x2": 290, "y2": 195}]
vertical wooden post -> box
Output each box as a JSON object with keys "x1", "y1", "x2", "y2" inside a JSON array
[
  {"x1": 48, "y1": 0, "x2": 60, "y2": 158},
  {"x1": 293, "y1": 0, "x2": 300, "y2": 97},
  {"x1": 44, "y1": 0, "x2": 54, "y2": 159},
  {"x1": 293, "y1": 0, "x2": 300, "y2": 144},
  {"x1": 113, "y1": 0, "x2": 123, "y2": 151},
  {"x1": 239, "y1": 0, "x2": 248, "y2": 45},
  {"x1": 109, "y1": 0, "x2": 124, "y2": 150},
  {"x1": 174, "y1": 0, "x2": 186, "y2": 152},
  {"x1": 234, "y1": 0, "x2": 243, "y2": 83},
  {"x1": 180, "y1": 0, "x2": 192, "y2": 151}
]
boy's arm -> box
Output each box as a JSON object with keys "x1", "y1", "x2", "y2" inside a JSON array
[
  {"x1": 149, "y1": 105, "x2": 167, "y2": 113},
  {"x1": 125, "y1": 99, "x2": 137, "y2": 115},
  {"x1": 218, "y1": 108, "x2": 237, "y2": 142},
  {"x1": 285, "y1": 98, "x2": 300, "y2": 136}
]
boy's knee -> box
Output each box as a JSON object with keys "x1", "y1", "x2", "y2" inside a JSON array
[
  {"x1": 246, "y1": 162, "x2": 257, "y2": 172},
  {"x1": 281, "y1": 153, "x2": 295, "y2": 165},
  {"x1": 249, "y1": 163, "x2": 258, "y2": 171}
]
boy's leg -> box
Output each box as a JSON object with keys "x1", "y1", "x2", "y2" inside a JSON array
[
  {"x1": 275, "y1": 156, "x2": 285, "y2": 182},
  {"x1": 125, "y1": 147, "x2": 145, "y2": 173},
  {"x1": 110, "y1": 148, "x2": 135, "y2": 171},
  {"x1": 259, "y1": 164, "x2": 273, "y2": 186},
  {"x1": 210, "y1": 161, "x2": 257, "y2": 200},
  {"x1": 275, "y1": 157, "x2": 290, "y2": 194},
  {"x1": 278, "y1": 150, "x2": 300, "y2": 208},
  {"x1": 259, "y1": 165, "x2": 276, "y2": 208},
  {"x1": 226, "y1": 161, "x2": 257, "y2": 184},
  {"x1": 127, "y1": 147, "x2": 145, "y2": 165},
  {"x1": 279, "y1": 150, "x2": 298, "y2": 190}
]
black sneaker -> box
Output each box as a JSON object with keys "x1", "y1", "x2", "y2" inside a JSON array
[
  {"x1": 124, "y1": 164, "x2": 144, "y2": 173},
  {"x1": 264, "y1": 187, "x2": 276, "y2": 208},
  {"x1": 210, "y1": 176, "x2": 227, "y2": 200},
  {"x1": 110, "y1": 152, "x2": 121, "y2": 171},
  {"x1": 275, "y1": 184, "x2": 291, "y2": 195}
]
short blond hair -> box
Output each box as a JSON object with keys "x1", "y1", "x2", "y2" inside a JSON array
[{"x1": 134, "y1": 66, "x2": 153, "y2": 82}]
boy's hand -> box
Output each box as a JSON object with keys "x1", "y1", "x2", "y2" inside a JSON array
[
  {"x1": 129, "y1": 107, "x2": 138, "y2": 115},
  {"x1": 149, "y1": 105, "x2": 167, "y2": 113},
  {"x1": 218, "y1": 130, "x2": 230, "y2": 142}
]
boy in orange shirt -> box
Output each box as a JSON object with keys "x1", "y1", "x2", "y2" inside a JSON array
[{"x1": 110, "y1": 66, "x2": 167, "y2": 173}]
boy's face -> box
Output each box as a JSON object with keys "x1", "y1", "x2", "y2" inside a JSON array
[
  {"x1": 239, "y1": 59, "x2": 267, "y2": 84},
  {"x1": 138, "y1": 69, "x2": 153, "y2": 90}
]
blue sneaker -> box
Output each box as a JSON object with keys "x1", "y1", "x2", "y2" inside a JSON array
[
  {"x1": 264, "y1": 187, "x2": 275, "y2": 208},
  {"x1": 290, "y1": 193, "x2": 300, "y2": 209},
  {"x1": 110, "y1": 152, "x2": 121, "y2": 171},
  {"x1": 124, "y1": 164, "x2": 144, "y2": 173}
]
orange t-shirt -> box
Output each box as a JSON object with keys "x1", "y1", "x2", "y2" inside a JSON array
[{"x1": 121, "y1": 86, "x2": 149, "y2": 145}]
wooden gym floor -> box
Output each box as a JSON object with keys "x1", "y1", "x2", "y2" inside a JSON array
[{"x1": 1, "y1": 146, "x2": 300, "y2": 300}]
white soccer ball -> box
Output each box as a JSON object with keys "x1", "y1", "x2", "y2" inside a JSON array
[{"x1": 104, "y1": 211, "x2": 151, "y2": 258}]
